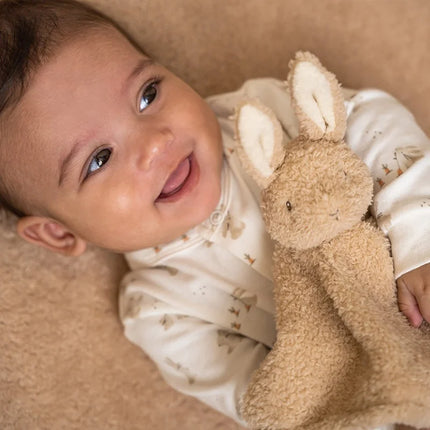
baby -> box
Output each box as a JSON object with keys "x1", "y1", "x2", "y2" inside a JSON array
[{"x1": 1, "y1": 0, "x2": 430, "y2": 428}]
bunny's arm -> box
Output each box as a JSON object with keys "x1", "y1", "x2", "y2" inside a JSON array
[{"x1": 344, "y1": 89, "x2": 430, "y2": 279}]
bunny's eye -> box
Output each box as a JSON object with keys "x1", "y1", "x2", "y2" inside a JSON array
[{"x1": 286, "y1": 201, "x2": 293, "y2": 211}]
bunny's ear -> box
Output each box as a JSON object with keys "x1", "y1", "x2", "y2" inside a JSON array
[
  {"x1": 234, "y1": 100, "x2": 286, "y2": 189},
  {"x1": 288, "y1": 51, "x2": 346, "y2": 141}
]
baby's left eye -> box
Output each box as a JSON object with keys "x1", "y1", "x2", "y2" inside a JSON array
[
  {"x1": 139, "y1": 81, "x2": 158, "y2": 112},
  {"x1": 85, "y1": 147, "x2": 112, "y2": 178}
]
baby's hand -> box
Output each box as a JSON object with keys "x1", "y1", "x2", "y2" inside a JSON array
[{"x1": 397, "y1": 263, "x2": 430, "y2": 327}]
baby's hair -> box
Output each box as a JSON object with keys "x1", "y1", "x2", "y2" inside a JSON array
[{"x1": 0, "y1": 0, "x2": 133, "y2": 217}]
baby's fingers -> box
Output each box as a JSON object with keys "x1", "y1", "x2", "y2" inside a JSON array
[
  {"x1": 414, "y1": 285, "x2": 430, "y2": 324},
  {"x1": 397, "y1": 279, "x2": 423, "y2": 328}
]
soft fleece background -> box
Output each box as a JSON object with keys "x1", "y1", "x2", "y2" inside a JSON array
[{"x1": 1, "y1": 1, "x2": 429, "y2": 429}]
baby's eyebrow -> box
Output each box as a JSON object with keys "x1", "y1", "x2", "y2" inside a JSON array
[{"x1": 122, "y1": 57, "x2": 155, "y2": 94}]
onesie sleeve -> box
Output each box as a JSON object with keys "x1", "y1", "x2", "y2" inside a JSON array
[
  {"x1": 344, "y1": 89, "x2": 430, "y2": 278},
  {"x1": 119, "y1": 272, "x2": 269, "y2": 426}
]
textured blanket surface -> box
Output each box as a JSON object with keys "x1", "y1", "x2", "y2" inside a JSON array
[{"x1": 1, "y1": 1, "x2": 429, "y2": 429}]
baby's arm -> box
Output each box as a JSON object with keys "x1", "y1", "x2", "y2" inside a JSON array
[{"x1": 344, "y1": 89, "x2": 430, "y2": 326}]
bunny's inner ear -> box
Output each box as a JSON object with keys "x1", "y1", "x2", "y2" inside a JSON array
[
  {"x1": 294, "y1": 62, "x2": 335, "y2": 133},
  {"x1": 235, "y1": 100, "x2": 286, "y2": 189},
  {"x1": 289, "y1": 53, "x2": 346, "y2": 141}
]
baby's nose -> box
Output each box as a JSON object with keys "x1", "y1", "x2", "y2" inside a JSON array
[{"x1": 136, "y1": 127, "x2": 173, "y2": 170}]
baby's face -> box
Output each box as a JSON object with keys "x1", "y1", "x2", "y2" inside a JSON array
[{"x1": 7, "y1": 28, "x2": 223, "y2": 252}]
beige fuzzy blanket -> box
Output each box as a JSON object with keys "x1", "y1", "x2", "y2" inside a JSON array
[{"x1": 1, "y1": 1, "x2": 430, "y2": 429}]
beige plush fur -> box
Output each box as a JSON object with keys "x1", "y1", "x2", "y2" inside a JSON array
[
  {"x1": 235, "y1": 52, "x2": 430, "y2": 430},
  {"x1": 1, "y1": 1, "x2": 430, "y2": 429}
]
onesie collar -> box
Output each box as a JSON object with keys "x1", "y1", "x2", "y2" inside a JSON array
[{"x1": 125, "y1": 154, "x2": 232, "y2": 269}]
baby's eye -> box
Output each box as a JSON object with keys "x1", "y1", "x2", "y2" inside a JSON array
[
  {"x1": 86, "y1": 148, "x2": 111, "y2": 177},
  {"x1": 139, "y1": 81, "x2": 158, "y2": 112}
]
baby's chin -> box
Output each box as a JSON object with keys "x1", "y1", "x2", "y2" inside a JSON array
[{"x1": 162, "y1": 191, "x2": 222, "y2": 243}]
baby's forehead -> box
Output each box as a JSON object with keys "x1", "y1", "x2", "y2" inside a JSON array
[
  {"x1": 12, "y1": 28, "x2": 140, "y2": 109},
  {"x1": 1, "y1": 28, "x2": 146, "y2": 172},
  {"x1": 3, "y1": 27, "x2": 146, "y2": 140},
  {"x1": 34, "y1": 28, "x2": 144, "y2": 88}
]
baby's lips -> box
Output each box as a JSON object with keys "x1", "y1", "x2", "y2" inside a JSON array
[{"x1": 159, "y1": 156, "x2": 191, "y2": 197}]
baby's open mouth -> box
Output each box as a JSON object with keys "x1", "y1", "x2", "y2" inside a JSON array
[{"x1": 157, "y1": 155, "x2": 192, "y2": 200}]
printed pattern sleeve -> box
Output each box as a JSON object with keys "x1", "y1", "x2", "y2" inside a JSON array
[
  {"x1": 119, "y1": 270, "x2": 269, "y2": 426},
  {"x1": 344, "y1": 89, "x2": 430, "y2": 278}
]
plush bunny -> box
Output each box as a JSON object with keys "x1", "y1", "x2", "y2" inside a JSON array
[{"x1": 234, "y1": 52, "x2": 430, "y2": 430}]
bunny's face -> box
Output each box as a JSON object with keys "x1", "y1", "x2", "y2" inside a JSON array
[
  {"x1": 261, "y1": 138, "x2": 373, "y2": 250},
  {"x1": 235, "y1": 53, "x2": 376, "y2": 251}
]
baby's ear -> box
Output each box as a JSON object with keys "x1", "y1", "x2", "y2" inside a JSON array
[
  {"x1": 234, "y1": 99, "x2": 286, "y2": 189},
  {"x1": 16, "y1": 216, "x2": 87, "y2": 256}
]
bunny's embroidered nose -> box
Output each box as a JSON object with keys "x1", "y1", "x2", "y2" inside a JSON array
[{"x1": 329, "y1": 209, "x2": 340, "y2": 221}]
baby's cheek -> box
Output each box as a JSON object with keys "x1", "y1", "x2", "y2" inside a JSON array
[
  {"x1": 112, "y1": 192, "x2": 135, "y2": 214},
  {"x1": 105, "y1": 192, "x2": 153, "y2": 230}
]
